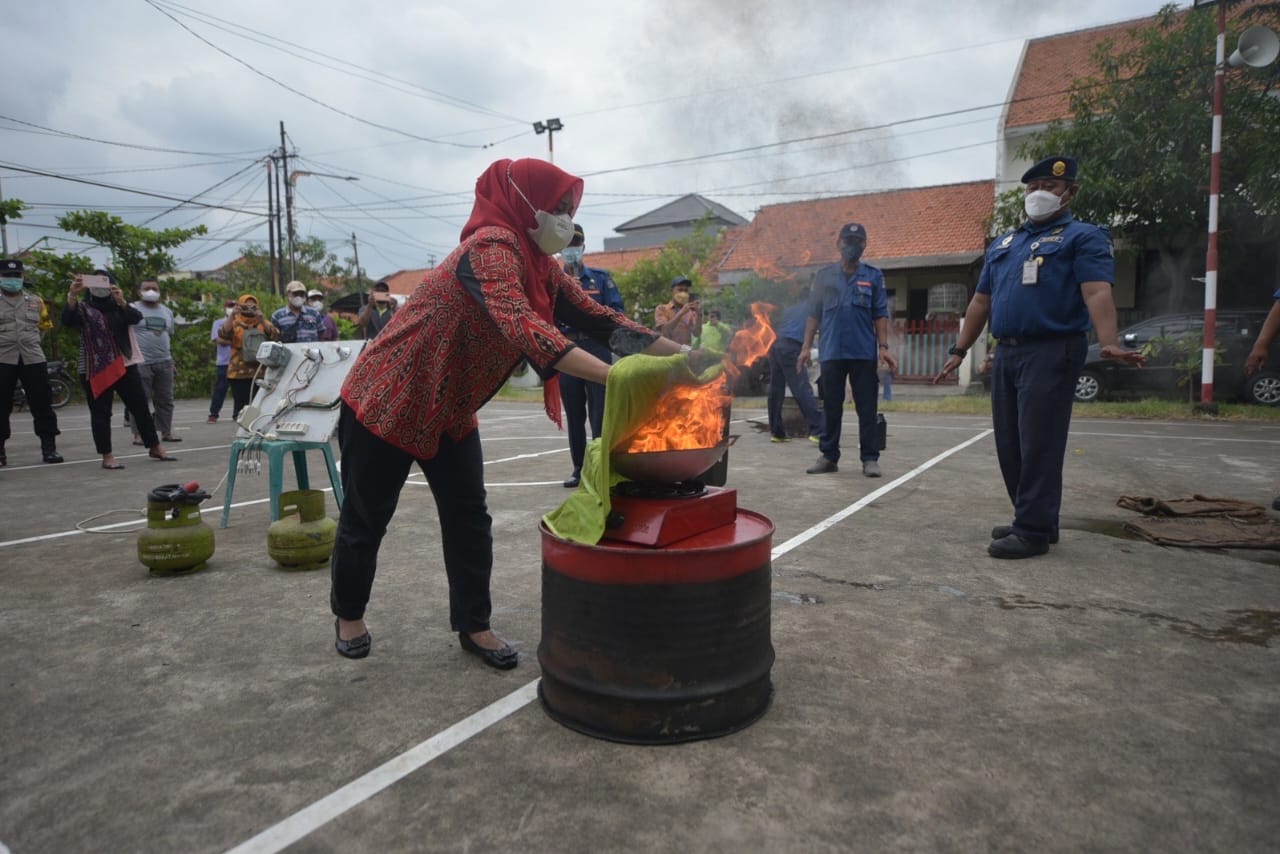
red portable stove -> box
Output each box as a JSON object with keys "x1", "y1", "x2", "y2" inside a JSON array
[{"x1": 603, "y1": 480, "x2": 738, "y2": 548}]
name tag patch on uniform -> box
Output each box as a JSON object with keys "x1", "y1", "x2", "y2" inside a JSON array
[
  {"x1": 1038, "y1": 235, "x2": 1064, "y2": 243},
  {"x1": 856, "y1": 280, "x2": 872, "y2": 288}
]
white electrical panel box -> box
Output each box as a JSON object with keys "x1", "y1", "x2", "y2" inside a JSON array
[{"x1": 236, "y1": 340, "x2": 367, "y2": 443}]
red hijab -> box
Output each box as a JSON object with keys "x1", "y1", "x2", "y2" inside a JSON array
[{"x1": 462, "y1": 158, "x2": 584, "y2": 427}]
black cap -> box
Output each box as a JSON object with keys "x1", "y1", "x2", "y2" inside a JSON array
[
  {"x1": 1021, "y1": 156, "x2": 1078, "y2": 184},
  {"x1": 670, "y1": 275, "x2": 692, "y2": 289},
  {"x1": 570, "y1": 223, "x2": 585, "y2": 246},
  {"x1": 838, "y1": 223, "x2": 867, "y2": 243},
  {"x1": 0, "y1": 258, "x2": 22, "y2": 276},
  {"x1": 373, "y1": 280, "x2": 390, "y2": 291}
]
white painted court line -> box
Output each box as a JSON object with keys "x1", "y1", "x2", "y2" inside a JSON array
[
  {"x1": 224, "y1": 428, "x2": 994, "y2": 854},
  {"x1": 223, "y1": 681, "x2": 541, "y2": 854}
]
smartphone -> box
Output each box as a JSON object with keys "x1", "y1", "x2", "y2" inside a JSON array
[{"x1": 82, "y1": 274, "x2": 110, "y2": 290}]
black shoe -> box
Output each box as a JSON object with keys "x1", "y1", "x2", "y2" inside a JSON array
[
  {"x1": 1273, "y1": 496, "x2": 1280, "y2": 512},
  {"x1": 806, "y1": 455, "x2": 838, "y2": 474},
  {"x1": 0, "y1": 446, "x2": 6, "y2": 467},
  {"x1": 988, "y1": 533, "x2": 1050, "y2": 559},
  {"x1": 562, "y1": 474, "x2": 581, "y2": 488},
  {"x1": 459, "y1": 631, "x2": 518, "y2": 670},
  {"x1": 334, "y1": 618, "x2": 371, "y2": 659},
  {"x1": 991, "y1": 525, "x2": 1058, "y2": 545},
  {"x1": 42, "y1": 450, "x2": 64, "y2": 464}
]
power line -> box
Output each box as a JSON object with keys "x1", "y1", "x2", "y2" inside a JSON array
[
  {"x1": 144, "y1": 0, "x2": 487, "y2": 150},
  {"x1": 0, "y1": 160, "x2": 267, "y2": 216},
  {"x1": 142, "y1": 159, "x2": 266, "y2": 224},
  {"x1": 0, "y1": 113, "x2": 268, "y2": 158},
  {"x1": 151, "y1": 0, "x2": 531, "y2": 127}
]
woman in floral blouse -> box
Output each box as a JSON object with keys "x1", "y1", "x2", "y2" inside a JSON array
[{"x1": 331, "y1": 158, "x2": 692, "y2": 668}]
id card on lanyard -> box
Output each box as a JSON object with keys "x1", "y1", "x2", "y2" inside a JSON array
[{"x1": 1022, "y1": 242, "x2": 1041, "y2": 286}]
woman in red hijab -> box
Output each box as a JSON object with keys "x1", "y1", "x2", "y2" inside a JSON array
[{"x1": 331, "y1": 158, "x2": 691, "y2": 668}]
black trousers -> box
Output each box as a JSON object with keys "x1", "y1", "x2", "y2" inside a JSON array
[
  {"x1": 989, "y1": 335, "x2": 1087, "y2": 543},
  {"x1": 767, "y1": 339, "x2": 822, "y2": 438},
  {"x1": 329, "y1": 404, "x2": 494, "y2": 632},
  {"x1": 817, "y1": 358, "x2": 879, "y2": 465},
  {"x1": 560, "y1": 338, "x2": 610, "y2": 475},
  {"x1": 228, "y1": 377, "x2": 254, "y2": 420},
  {"x1": 80, "y1": 365, "x2": 158, "y2": 454},
  {"x1": 0, "y1": 358, "x2": 60, "y2": 444}
]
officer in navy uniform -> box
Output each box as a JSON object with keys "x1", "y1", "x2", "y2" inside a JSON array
[
  {"x1": 935, "y1": 155, "x2": 1144, "y2": 559},
  {"x1": 558, "y1": 223, "x2": 625, "y2": 488},
  {"x1": 798, "y1": 222, "x2": 898, "y2": 478},
  {"x1": 0, "y1": 259, "x2": 63, "y2": 466}
]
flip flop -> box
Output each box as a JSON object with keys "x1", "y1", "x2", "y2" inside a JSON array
[
  {"x1": 149, "y1": 452, "x2": 178, "y2": 462},
  {"x1": 102, "y1": 461, "x2": 126, "y2": 470}
]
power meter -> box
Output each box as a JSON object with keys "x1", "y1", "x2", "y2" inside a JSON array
[{"x1": 256, "y1": 341, "x2": 292, "y2": 368}]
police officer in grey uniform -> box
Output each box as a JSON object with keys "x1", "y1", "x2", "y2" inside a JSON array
[
  {"x1": 935, "y1": 156, "x2": 1144, "y2": 559},
  {"x1": 0, "y1": 259, "x2": 63, "y2": 465}
]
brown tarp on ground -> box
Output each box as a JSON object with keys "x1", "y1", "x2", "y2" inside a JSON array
[{"x1": 1117, "y1": 495, "x2": 1280, "y2": 548}]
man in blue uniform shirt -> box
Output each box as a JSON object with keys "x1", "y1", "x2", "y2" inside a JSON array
[
  {"x1": 767, "y1": 300, "x2": 823, "y2": 443},
  {"x1": 799, "y1": 222, "x2": 898, "y2": 477},
  {"x1": 559, "y1": 223, "x2": 625, "y2": 488},
  {"x1": 935, "y1": 155, "x2": 1145, "y2": 559}
]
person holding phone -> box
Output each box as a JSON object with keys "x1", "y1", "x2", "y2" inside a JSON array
[
  {"x1": 654, "y1": 275, "x2": 701, "y2": 346},
  {"x1": 216, "y1": 294, "x2": 277, "y2": 422},
  {"x1": 62, "y1": 271, "x2": 175, "y2": 469},
  {"x1": 356, "y1": 281, "x2": 397, "y2": 340}
]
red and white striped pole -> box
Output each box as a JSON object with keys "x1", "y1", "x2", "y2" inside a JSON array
[{"x1": 1199, "y1": 0, "x2": 1227, "y2": 409}]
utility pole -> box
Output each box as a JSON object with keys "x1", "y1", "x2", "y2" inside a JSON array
[
  {"x1": 532, "y1": 118, "x2": 563, "y2": 163},
  {"x1": 274, "y1": 152, "x2": 286, "y2": 293},
  {"x1": 279, "y1": 121, "x2": 296, "y2": 282},
  {"x1": 0, "y1": 175, "x2": 10, "y2": 256},
  {"x1": 350, "y1": 232, "x2": 364, "y2": 303},
  {"x1": 266, "y1": 158, "x2": 278, "y2": 295}
]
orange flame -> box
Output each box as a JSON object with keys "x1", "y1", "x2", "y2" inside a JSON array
[{"x1": 618, "y1": 302, "x2": 777, "y2": 453}]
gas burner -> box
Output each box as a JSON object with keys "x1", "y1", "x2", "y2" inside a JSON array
[{"x1": 613, "y1": 480, "x2": 707, "y2": 500}]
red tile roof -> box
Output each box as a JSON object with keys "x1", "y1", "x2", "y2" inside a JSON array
[
  {"x1": 716, "y1": 181, "x2": 995, "y2": 276},
  {"x1": 1005, "y1": 17, "x2": 1147, "y2": 130},
  {"x1": 375, "y1": 268, "x2": 432, "y2": 296},
  {"x1": 582, "y1": 246, "x2": 662, "y2": 275}
]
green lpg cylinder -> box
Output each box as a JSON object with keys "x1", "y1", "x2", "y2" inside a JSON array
[
  {"x1": 267, "y1": 489, "x2": 337, "y2": 570},
  {"x1": 137, "y1": 483, "x2": 215, "y2": 575}
]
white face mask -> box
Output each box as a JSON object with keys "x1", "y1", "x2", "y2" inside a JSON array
[
  {"x1": 89, "y1": 287, "x2": 112, "y2": 298},
  {"x1": 508, "y1": 165, "x2": 575, "y2": 256},
  {"x1": 309, "y1": 300, "x2": 324, "y2": 310},
  {"x1": 1024, "y1": 189, "x2": 1067, "y2": 220},
  {"x1": 289, "y1": 295, "x2": 305, "y2": 308},
  {"x1": 225, "y1": 307, "x2": 235, "y2": 317},
  {"x1": 141, "y1": 290, "x2": 160, "y2": 302}
]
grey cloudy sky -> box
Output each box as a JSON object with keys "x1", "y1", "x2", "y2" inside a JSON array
[{"x1": 2, "y1": 0, "x2": 1179, "y2": 279}]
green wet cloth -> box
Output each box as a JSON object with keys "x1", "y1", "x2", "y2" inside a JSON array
[{"x1": 543, "y1": 353, "x2": 723, "y2": 544}]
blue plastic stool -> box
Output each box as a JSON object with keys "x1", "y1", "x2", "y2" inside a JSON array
[{"x1": 220, "y1": 438, "x2": 344, "y2": 528}]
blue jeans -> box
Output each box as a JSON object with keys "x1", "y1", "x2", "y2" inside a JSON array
[{"x1": 767, "y1": 339, "x2": 822, "y2": 438}]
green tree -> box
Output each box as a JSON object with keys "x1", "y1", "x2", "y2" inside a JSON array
[
  {"x1": 223, "y1": 236, "x2": 349, "y2": 296},
  {"x1": 614, "y1": 217, "x2": 724, "y2": 323},
  {"x1": 1, "y1": 197, "x2": 27, "y2": 233},
  {"x1": 57, "y1": 210, "x2": 207, "y2": 292},
  {"x1": 993, "y1": 2, "x2": 1280, "y2": 298}
]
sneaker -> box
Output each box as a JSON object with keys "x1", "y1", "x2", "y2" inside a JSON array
[
  {"x1": 770, "y1": 435, "x2": 790, "y2": 443},
  {"x1": 861, "y1": 460, "x2": 881, "y2": 478},
  {"x1": 991, "y1": 525, "x2": 1058, "y2": 545},
  {"x1": 806, "y1": 456, "x2": 838, "y2": 474},
  {"x1": 207, "y1": 415, "x2": 218, "y2": 424},
  {"x1": 988, "y1": 533, "x2": 1049, "y2": 559},
  {"x1": 808, "y1": 435, "x2": 821, "y2": 444}
]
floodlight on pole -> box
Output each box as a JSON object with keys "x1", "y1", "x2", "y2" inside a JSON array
[
  {"x1": 532, "y1": 118, "x2": 564, "y2": 163},
  {"x1": 1197, "y1": 5, "x2": 1278, "y2": 412}
]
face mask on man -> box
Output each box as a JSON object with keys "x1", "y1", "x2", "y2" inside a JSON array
[
  {"x1": 840, "y1": 243, "x2": 864, "y2": 264},
  {"x1": 309, "y1": 299, "x2": 324, "y2": 310},
  {"x1": 141, "y1": 289, "x2": 160, "y2": 302},
  {"x1": 0, "y1": 278, "x2": 23, "y2": 294},
  {"x1": 508, "y1": 166, "x2": 574, "y2": 255},
  {"x1": 1024, "y1": 189, "x2": 1067, "y2": 220},
  {"x1": 562, "y1": 246, "x2": 585, "y2": 266},
  {"x1": 289, "y1": 295, "x2": 305, "y2": 308}
]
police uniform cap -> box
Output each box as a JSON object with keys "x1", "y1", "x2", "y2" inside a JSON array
[
  {"x1": 1, "y1": 258, "x2": 22, "y2": 275},
  {"x1": 838, "y1": 223, "x2": 867, "y2": 243},
  {"x1": 1021, "y1": 156, "x2": 1078, "y2": 184},
  {"x1": 670, "y1": 275, "x2": 692, "y2": 289}
]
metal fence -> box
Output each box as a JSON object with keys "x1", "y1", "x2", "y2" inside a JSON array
[{"x1": 893, "y1": 317, "x2": 960, "y2": 383}]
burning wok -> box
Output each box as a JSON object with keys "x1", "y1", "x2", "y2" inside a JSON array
[{"x1": 610, "y1": 436, "x2": 738, "y2": 483}]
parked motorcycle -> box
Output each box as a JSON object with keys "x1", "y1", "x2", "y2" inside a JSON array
[{"x1": 12, "y1": 360, "x2": 74, "y2": 410}]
